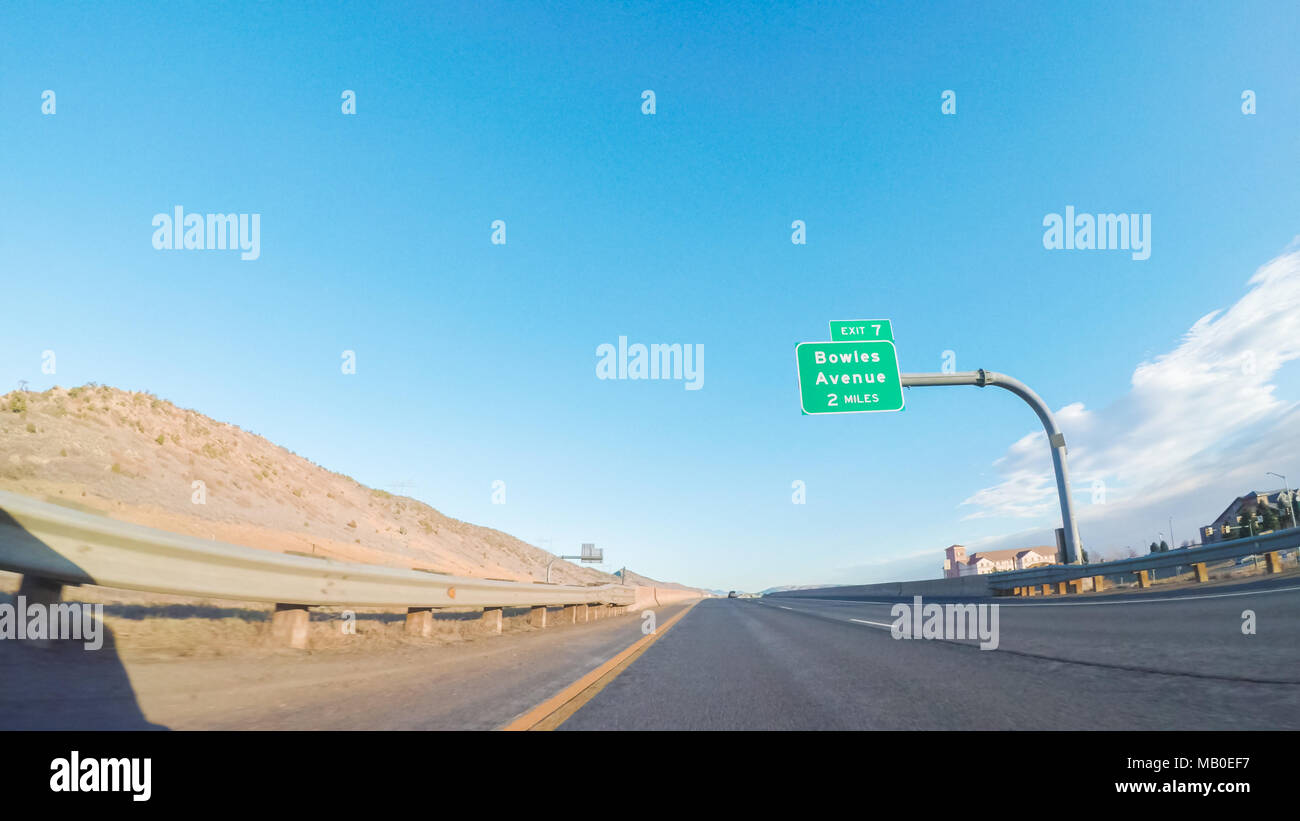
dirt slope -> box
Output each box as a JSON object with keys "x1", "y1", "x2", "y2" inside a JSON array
[{"x1": 0, "y1": 385, "x2": 615, "y2": 584}]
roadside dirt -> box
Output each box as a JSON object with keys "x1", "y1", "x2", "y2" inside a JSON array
[{"x1": 0, "y1": 583, "x2": 689, "y2": 730}]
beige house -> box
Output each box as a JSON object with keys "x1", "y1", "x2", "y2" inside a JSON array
[
  {"x1": 1200, "y1": 489, "x2": 1296, "y2": 544},
  {"x1": 943, "y1": 544, "x2": 1060, "y2": 578}
]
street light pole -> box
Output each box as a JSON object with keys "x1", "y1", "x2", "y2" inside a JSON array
[
  {"x1": 545, "y1": 544, "x2": 605, "y2": 583},
  {"x1": 1266, "y1": 472, "x2": 1294, "y2": 529},
  {"x1": 545, "y1": 555, "x2": 589, "y2": 583}
]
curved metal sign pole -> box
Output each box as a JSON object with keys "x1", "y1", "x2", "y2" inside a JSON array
[{"x1": 900, "y1": 369, "x2": 1083, "y2": 565}]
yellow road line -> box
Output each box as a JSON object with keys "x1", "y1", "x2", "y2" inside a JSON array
[{"x1": 500, "y1": 599, "x2": 701, "y2": 731}]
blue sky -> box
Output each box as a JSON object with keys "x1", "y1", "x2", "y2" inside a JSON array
[{"x1": 3, "y1": 2, "x2": 1299, "y2": 591}]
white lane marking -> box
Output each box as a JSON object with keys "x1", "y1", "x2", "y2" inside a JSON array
[
  {"x1": 778, "y1": 605, "x2": 793, "y2": 610},
  {"x1": 795, "y1": 584, "x2": 1300, "y2": 608},
  {"x1": 849, "y1": 618, "x2": 892, "y2": 629}
]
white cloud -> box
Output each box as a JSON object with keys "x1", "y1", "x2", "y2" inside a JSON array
[{"x1": 961, "y1": 244, "x2": 1300, "y2": 559}]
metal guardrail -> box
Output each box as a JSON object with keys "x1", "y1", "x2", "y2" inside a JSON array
[
  {"x1": 0, "y1": 490, "x2": 635, "y2": 609},
  {"x1": 985, "y1": 526, "x2": 1300, "y2": 592}
]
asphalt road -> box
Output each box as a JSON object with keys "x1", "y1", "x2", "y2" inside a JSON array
[{"x1": 560, "y1": 581, "x2": 1300, "y2": 730}]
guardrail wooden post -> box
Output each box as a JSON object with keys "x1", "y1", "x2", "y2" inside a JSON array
[
  {"x1": 1092, "y1": 575, "x2": 1106, "y2": 592},
  {"x1": 272, "y1": 603, "x2": 311, "y2": 649},
  {"x1": 1013, "y1": 586, "x2": 1021, "y2": 596},
  {"x1": 1191, "y1": 562, "x2": 1209, "y2": 583},
  {"x1": 18, "y1": 574, "x2": 63, "y2": 606},
  {"x1": 1041, "y1": 584, "x2": 1052, "y2": 596},
  {"x1": 1026, "y1": 585, "x2": 1036, "y2": 596},
  {"x1": 16, "y1": 575, "x2": 63, "y2": 648},
  {"x1": 561, "y1": 604, "x2": 579, "y2": 623},
  {"x1": 1068, "y1": 579, "x2": 1085, "y2": 594},
  {"x1": 1057, "y1": 582, "x2": 1068, "y2": 595},
  {"x1": 529, "y1": 605, "x2": 548, "y2": 628},
  {"x1": 590, "y1": 602, "x2": 602, "y2": 621},
  {"x1": 406, "y1": 606, "x2": 435, "y2": 637},
  {"x1": 1265, "y1": 551, "x2": 1283, "y2": 574},
  {"x1": 482, "y1": 606, "x2": 503, "y2": 634},
  {"x1": 1134, "y1": 569, "x2": 1151, "y2": 588}
]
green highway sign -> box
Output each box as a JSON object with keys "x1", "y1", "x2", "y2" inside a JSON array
[
  {"x1": 795, "y1": 340, "x2": 904, "y2": 414},
  {"x1": 829, "y1": 319, "x2": 893, "y2": 341}
]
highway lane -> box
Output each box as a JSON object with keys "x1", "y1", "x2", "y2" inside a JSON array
[
  {"x1": 766, "y1": 578, "x2": 1300, "y2": 682},
  {"x1": 559, "y1": 585, "x2": 1300, "y2": 730}
]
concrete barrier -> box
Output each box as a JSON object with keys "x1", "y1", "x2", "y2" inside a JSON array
[
  {"x1": 632, "y1": 586, "x2": 658, "y2": 610},
  {"x1": 767, "y1": 573, "x2": 993, "y2": 601},
  {"x1": 651, "y1": 587, "x2": 704, "y2": 606},
  {"x1": 628, "y1": 585, "x2": 704, "y2": 609}
]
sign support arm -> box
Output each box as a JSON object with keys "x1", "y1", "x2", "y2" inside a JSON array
[{"x1": 900, "y1": 370, "x2": 1083, "y2": 565}]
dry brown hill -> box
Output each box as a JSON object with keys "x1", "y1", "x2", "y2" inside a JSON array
[
  {"x1": 0, "y1": 385, "x2": 618, "y2": 585},
  {"x1": 618, "y1": 568, "x2": 703, "y2": 591}
]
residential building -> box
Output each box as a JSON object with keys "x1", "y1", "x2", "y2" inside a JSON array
[
  {"x1": 1200, "y1": 489, "x2": 1298, "y2": 544},
  {"x1": 942, "y1": 544, "x2": 1061, "y2": 578}
]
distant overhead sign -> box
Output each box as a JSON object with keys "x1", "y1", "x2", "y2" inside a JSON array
[
  {"x1": 829, "y1": 319, "x2": 893, "y2": 342},
  {"x1": 795, "y1": 340, "x2": 904, "y2": 414}
]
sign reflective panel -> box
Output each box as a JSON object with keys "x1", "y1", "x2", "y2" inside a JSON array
[{"x1": 795, "y1": 340, "x2": 904, "y2": 414}]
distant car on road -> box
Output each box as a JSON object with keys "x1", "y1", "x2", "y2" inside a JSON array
[{"x1": 727, "y1": 591, "x2": 738, "y2": 598}]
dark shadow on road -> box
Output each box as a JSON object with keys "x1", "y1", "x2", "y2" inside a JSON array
[{"x1": 0, "y1": 509, "x2": 167, "y2": 730}]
